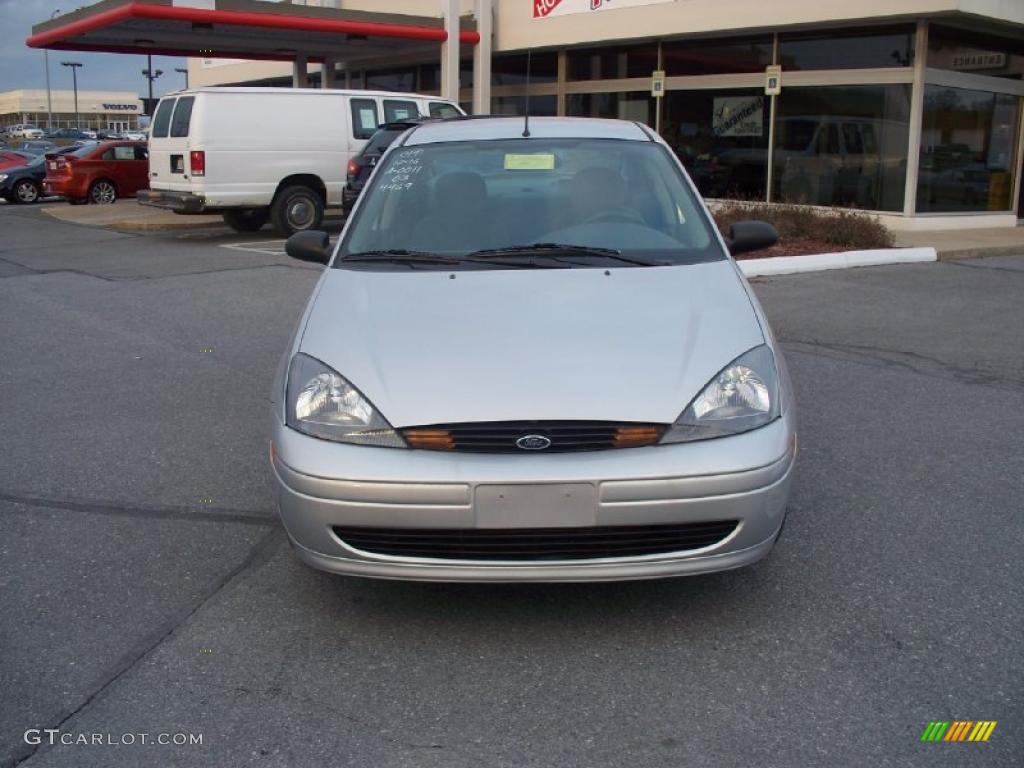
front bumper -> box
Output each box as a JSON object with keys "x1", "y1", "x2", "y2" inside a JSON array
[
  {"x1": 137, "y1": 188, "x2": 207, "y2": 213},
  {"x1": 270, "y1": 412, "x2": 796, "y2": 582}
]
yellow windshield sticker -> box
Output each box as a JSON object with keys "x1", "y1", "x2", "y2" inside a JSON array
[{"x1": 504, "y1": 153, "x2": 555, "y2": 170}]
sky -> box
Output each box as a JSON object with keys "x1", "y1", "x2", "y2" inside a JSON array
[{"x1": 0, "y1": 0, "x2": 186, "y2": 95}]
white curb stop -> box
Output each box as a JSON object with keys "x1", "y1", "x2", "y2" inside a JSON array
[{"x1": 738, "y1": 247, "x2": 937, "y2": 277}]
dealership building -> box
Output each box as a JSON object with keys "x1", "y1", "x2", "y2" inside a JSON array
[
  {"x1": 28, "y1": 0, "x2": 1024, "y2": 227},
  {"x1": 0, "y1": 90, "x2": 143, "y2": 133}
]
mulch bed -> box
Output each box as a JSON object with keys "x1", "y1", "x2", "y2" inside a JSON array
[{"x1": 735, "y1": 238, "x2": 858, "y2": 260}]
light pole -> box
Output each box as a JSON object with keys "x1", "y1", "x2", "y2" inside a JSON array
[
  {"x1": 44, "y1": 9, "x2": 61, "y2": 131},
  {"x1": 61, "y1": 61, "x2": 82, "y2": 129},
  {"x1": 142, "y1": 55, "x2": 163, "y2": 116},
  {"x1": 175, "y1": 67, "x2": 189, "y2": 89}
]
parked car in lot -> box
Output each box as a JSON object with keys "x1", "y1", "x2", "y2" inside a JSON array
[
  {"x1": 43, "y1": 141, "x2": 149, "y2": 204},
  {"x1": 0, "y1": 150, "x2": 35, "y2": 170},
  {"x1": 5, "y1": 124, "x2": 45, "y2": 140},
  {"x1": 11, "y1": 140, "x2": 58, "y2": 156},
  {"x1": 1, "y1": 154, "x2": 48, "y2": 204},
  {"x1": 343, "y1": 118, "x2": 433, "y2": 213},
  {"x1": 271, "y1": 116, "x2": 795, "y2": 582},
  {"x1": 45, "y1": 127, "x2": 98, "y2": 141},
  {"x1": 138, "y1": 87, "x2": 464, "y2": 235}
]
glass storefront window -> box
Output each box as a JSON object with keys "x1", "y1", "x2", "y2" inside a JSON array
[
  {"x1": 778, "y1": 26, "x2": 915, "y2": 70},
  {"x1": 491, "y1": 95, "x2": 558, "y2": 117},
  {"x1": 566, "y1": 92, "x2": 655, "y2": 126},
  {"x1": 917, "y1": 86, "x2": 1020, "y2": 212},
  {"x1": 772, "y1": 85, "x2": 911, "y2": 211},
  {"x1": 365, "y1": 67, "x2": 416, "y2": 92},
  {"x1": 492, "y1": 53, "x2": 558, "y2": 86},
  {"x1": 566, "y1": 44, "x2": 657, "y2": 81},
  {"x1": 661, "y1": 89, "x2": 770, "y2": 199},
  {"x1": 663, "y1": 37, "x2": 773, "y2": 76},
  {"x1": 927, "y1": 25, "x2": 1024, "y2": 81}
]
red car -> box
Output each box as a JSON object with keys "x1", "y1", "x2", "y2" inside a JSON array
[
  {"x1": 0, "y1": 151, "x2": 34, "y2": 171},
  {"x1": 43, "y1": 141, "x2": 149, "y2": 204}
]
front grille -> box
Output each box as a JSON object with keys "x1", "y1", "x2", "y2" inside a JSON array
[
  {"x1": 333, "y1": 521, "x2": 738, "y2": 561},
  {"x1": 401, "y1": 421, "x2": 666, "y2": 453}
]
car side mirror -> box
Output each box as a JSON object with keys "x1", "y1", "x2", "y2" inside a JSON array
[
  {"x1": 285, "y1": 230, "x2": 331, "y2": 264},
  {"x1": 726, "y1": 220, "x2": 779, "y2": 256}
]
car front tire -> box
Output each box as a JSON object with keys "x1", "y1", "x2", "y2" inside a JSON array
[
  {"x1": 12, "y1": 179, "x2": 41, "y2": 204},
  {"x1": 270, "y1": 185, "x2": 324, "y2": 236}
]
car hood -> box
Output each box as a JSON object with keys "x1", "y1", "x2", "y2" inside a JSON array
[{"x1": 298, "y1": 260, "x2": 765, "y2": 427}]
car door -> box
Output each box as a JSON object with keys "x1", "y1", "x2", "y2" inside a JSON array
[
  {"x1": 102, "y1": 144, "x2": 143, "y2": 195},
  {"x1": 130, "y1": 144, "x2": 150, "y2": 193}
]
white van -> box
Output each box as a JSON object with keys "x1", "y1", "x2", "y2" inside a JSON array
[{"x1": 138, "y1": 87, "x2": 463, "y2": 234}]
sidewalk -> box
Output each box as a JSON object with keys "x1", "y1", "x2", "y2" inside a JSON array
[
  {"x1": 41, "y1": 199, "x2": 224, "y2": 232},
  {"x1": 893, "y1": 225, "x2": 1024, "y2": 260},
  {"x1": 40, "y1": 198, "x2": 346, "y2": 234}
]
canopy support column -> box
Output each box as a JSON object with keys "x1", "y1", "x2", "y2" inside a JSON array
[
  {"x1": 440, "y1": 0, "x2": 460, "y2": 102},
  {"x1": 292, "y1": 55, "x2": 308, "y2": 88},
  {"x1": 472, "y1": 0, "x2": 492, "y2": 115}
]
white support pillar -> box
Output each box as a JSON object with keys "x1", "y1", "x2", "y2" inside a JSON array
[
  {"x1": 440, "y1": 0, "x2": 460, "y2": 102},
  {"x1": 293, "y1": 55, "x2": 308, "y2": 88},
  {"x1": 472, "y1": 0, "x2": 492, "y2": 115},
  {"x1": 322, "y1": 58, "x2": 336, "y2": 89}
]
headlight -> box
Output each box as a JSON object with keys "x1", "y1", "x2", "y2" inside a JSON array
[
  {"x1": 286, "y1": 353, "x2": 405, "y2": 447},
  {"x1": 0, "y1": 175, "x2": 7, "y2": 182},
  {"x1": 661, "y1": 345, "x2": 780, "y2": 443}
]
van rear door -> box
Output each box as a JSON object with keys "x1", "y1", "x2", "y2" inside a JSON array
[{"x1": 148, "y1": 95, "x2": 195, "y2": 193}]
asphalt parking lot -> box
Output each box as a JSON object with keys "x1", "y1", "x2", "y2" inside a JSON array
[{"x1": 1, "y1": 201, "x2": 1021, "y2": 767}]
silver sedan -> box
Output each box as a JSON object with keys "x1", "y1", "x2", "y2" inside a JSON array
[{"x1": 270, "y1": 117, "x2": 795, "y2": 582}]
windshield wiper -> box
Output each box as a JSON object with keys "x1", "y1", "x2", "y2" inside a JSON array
[
  {"x1": 342, "y1": 250, "x2": 461, "y2": 266},
  {"x1": 465, "y1": 243, "x2": 667, "y2": 267},
  {"x1": 342, "y1": 249, "x2": 563, "y2": 270}
]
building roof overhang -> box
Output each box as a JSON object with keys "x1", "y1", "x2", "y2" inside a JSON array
[{"x1": 27, "y1": 0, "x2": 479, "y2": 64}]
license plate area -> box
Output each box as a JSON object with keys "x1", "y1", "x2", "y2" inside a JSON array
[
  {"x1": 171, "y1": 154, "x2": 184, "y2": 173},
  {"x1": 475, "y1": 483, "x2": 596, "y2": 528}
]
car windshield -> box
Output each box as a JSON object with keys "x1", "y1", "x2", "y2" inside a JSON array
[{"x1": 338, "y1": 137, "x2": 722, "y2": 270}]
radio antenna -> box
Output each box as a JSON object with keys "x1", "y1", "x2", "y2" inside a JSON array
[{"x1": 522, "y1": 49, "x2": 532, "y2": 138}]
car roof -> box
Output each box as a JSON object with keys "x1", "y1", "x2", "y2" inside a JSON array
[{"x1": 402, "y1": 117, "x2": 652, "y2": 146}]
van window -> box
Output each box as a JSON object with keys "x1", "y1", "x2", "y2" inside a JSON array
[
  {"x1": 383, "y1": 99, "x2": 418, "y2": 122},
  {"x1": 429, "y1": 102, "x2": 461, "y2": 119},
  {"x1": 151, "y1": 98, "x2": 176, "y2": 138},
  {"x1": 351, "y1": 99, "x2": 379, "y2": 140},
  {"x1": 169, "y1": 96, "x2": 195, "y2": 138}
]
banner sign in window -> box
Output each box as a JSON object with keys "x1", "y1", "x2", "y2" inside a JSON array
[
  {"x1": 712, "y1": 96, "x2": 764, "y2": 137},
  {"x1": 534, "y1": 0, "x2": 676, "y2": 19}
]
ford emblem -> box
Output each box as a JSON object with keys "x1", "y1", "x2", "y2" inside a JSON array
[{"x1": 516, "y1": 434, "x2": 552, "y2": 451}]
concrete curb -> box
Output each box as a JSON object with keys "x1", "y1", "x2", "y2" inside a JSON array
[
  {"x1": 738, "y1": 247, "x2": 938, "y2": 277},
  {"x1": 934, "y1": 245, "x2": 1024, "y2": 262}
]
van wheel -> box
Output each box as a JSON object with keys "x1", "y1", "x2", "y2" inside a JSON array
[
  {"x1": 89, "y1": 179, "x2": 117, "y2": 204},
  {"x1": 222, "y1": 209, "x2": 269, "y2": 232},
  {"x1": 270, "y1": 185, "x2": 324, "y2": 236}
]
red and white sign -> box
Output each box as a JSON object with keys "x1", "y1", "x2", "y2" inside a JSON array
[{"x1": 534, "y1": 0, "x2": 676, "y2": 19}]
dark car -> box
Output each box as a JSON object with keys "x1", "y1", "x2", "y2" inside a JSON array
[
  {"x1": 1, "y1": 154, "x2": 47, "y2": 204},
  {"x1": 43, "y1": 141, "x2": 149, "y2": 204},
  {"x1": 45, "y1": 127, "x2": 98, "y2": 142},
  {"x1": 12, "y1": 140, "x2": 58, "y2": 156},
  {"x1": 342, "y1": 118, "x2": 434, "y2": 212}
]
